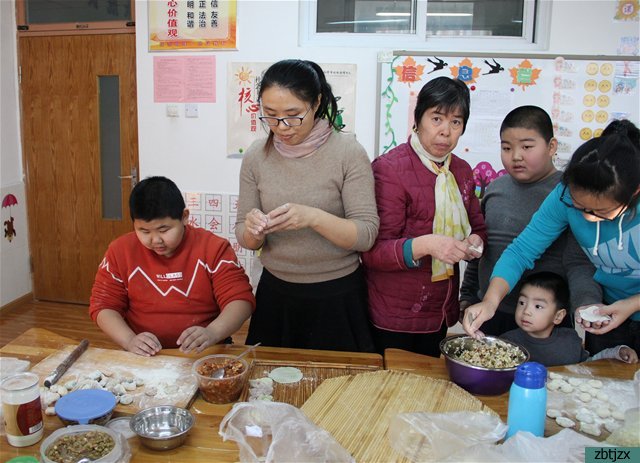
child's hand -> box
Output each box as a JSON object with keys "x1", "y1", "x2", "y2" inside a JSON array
[
  {"x1": 126, "y1": 332, "x2": 162, "y2": 357},
  {"x1": 177, "y1": 326, "x2": 217, "y2": 353},
  {"x1": 619, "y1": 346, "x2": 638, "y2": 364}
]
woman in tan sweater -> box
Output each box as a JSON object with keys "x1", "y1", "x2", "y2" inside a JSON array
[{"x1": 235, "y1": 59, "x2": 379, "y2": 352}]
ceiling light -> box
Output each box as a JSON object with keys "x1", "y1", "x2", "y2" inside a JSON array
[
  {"x1": 376, "y1": 12, "x2": 411, "y2": 17},
  {"x1": 426, "y1": 13, "x2": 473, "y2": 17}
]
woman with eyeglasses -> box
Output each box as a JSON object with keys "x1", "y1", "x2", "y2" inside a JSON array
[
  {"x1": 361, "y1": 77, "x2": 486, "y2": 357},
  {"x1": 235, "y1": 59, "x2": 379, "y2": 352},
  {"x1": 464, "y1": 119, "x2": 640, "y2": 356}
]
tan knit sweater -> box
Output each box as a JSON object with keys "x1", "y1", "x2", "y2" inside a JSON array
[{"x1": 236, "y1": 131, "x2": 379, "y2": 283}]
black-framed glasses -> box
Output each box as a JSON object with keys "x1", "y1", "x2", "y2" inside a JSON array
[
  {"x1": 559, "y1": 185, "x2": 630, "y2": 221},
  {"x1": 258, "y1": 107, "x2": 312, "y2": 127}
]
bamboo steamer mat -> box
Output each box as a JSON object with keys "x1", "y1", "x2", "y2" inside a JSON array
[
  {"x1": 239, "y1": 360, "x2": 381, "y2": 407},
  {"x1": 31, "y1": 345, "x2": 198, "y2": 414},
  {"x1": 301, "y1": 370, "x2": 497, "y2": 463}
]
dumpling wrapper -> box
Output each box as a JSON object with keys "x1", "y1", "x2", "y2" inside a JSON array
[
  {"x1": 580, "y1": 305, "x2": 612, "y2": 323},
  {"x1": 268, "y1": 367, "x2": 303, "y2": 384}
]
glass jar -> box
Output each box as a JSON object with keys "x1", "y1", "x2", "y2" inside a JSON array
[{"x1": 1, "y1": 372, "x2": 44, "y2": 447}]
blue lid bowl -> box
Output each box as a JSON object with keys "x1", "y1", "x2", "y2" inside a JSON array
[{"x1": 55, "y1": 389, "x2": 117, "y2": 426}]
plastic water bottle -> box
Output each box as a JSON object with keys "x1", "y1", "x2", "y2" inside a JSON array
[{"x1": 506, "y1": 361, "x2": 547, "y2": 438}]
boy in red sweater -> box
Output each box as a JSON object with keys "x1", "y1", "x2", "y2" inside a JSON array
[{"x1": 89, "y1": 177, "x2": 255, "y2": 356}]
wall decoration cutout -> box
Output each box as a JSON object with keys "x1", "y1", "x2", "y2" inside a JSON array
[{"x1": 2, "y1": 194, "x2": 18, "y2": 242}]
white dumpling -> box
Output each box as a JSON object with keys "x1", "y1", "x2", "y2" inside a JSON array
[
  {"x1": 547, "y1": 408, "x2": 562, "y2": 418},
  {"x1": 119, "y1": 394, "x2": 134, "y2": 405},
  {"x1": 578, "y1": 392, "x2": 592, "y2": 402},
  {"x1": 596, "y1": 391, "x2": 609, "y2": 402},
  {"x1": 556, "y1": 416, "x2": 575, "y2": 428},
  {"x1": 605, "y1": 421, "x2": 621, "y2": 433},
  {"x1": 611, "y1": 409, "x2": 625, "y2": 421},
  {"x1": 549, "y1": 372, "x2": 564, "y2": 380},
  {"x1": 581, "y1": 422, "x2": 601, "y2": 436},
  {"x1": 596, "y1": 407, "x2": 611, "y2": 419},
  {"x1": 578, "y1": 382, "x2": 591, "y2": 392},
  {"x1": 576, "y1": 411, "x2": 594, "y2": 424},
  {"x1": 569, "y1": 377, "x2": 583, "y2": 386},
  {"x1": 560, "y1": 383, "x2": 574, "y2": 393},
  {"x1": 588, "y1": 379, "x2": 603, "y2": 389}
]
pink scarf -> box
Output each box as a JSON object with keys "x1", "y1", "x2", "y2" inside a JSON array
[{"x1": 273, "y1": 119, "x2": 333, "y2": 158}]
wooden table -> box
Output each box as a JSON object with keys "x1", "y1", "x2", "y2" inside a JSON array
[
  {"x1": 1, "y1": 330, "x2": 637, "y2": 461},
  {"x1": 0, "y1": 328, "x2": 383, "y2": 462}
]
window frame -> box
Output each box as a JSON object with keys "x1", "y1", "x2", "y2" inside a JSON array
[
  {"x1": 299, "y1": 0, "x2": 551, "y2": 51},
  {"x1": 15, "y1": 0, "x2": 136, "y2": 36}
]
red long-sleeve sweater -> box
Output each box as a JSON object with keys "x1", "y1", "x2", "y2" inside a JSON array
[{"x1": 89, "y1": 226, "x2": 255, "y2": 348}]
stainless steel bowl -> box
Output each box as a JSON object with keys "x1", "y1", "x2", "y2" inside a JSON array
[
  {"x1": 130, "y1": 405, "x2": 194, "y2": 451},
  {"x1": 439, "y1": 334, "x2": 529, "y2": 396}
]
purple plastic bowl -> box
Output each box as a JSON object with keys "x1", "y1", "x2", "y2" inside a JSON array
[{"x1": 439, "y1": 335, "x2": 529, "y2": 396}]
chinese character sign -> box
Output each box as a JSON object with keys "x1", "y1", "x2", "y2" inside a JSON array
[
  {"x1": 149, "y1": 0, "x2": 237, "y2": 51},
  {"x1": 227, "y1": 62, "x2": 357, "y2": 157}
]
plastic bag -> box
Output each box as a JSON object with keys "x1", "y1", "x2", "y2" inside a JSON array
[
  {"x1": 219, "y1": 401, "x2": 355, "y2": 463},
  {"x1": 388, "y1": 411, "x2": 507, "y2": 462},
  {"x1": 444, "y1": 429, "x2": 609, "y2": 462}
]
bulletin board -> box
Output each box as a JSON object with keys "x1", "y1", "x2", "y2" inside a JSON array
[{"x1": 377, "y1": 52, "x2": 640, "y2": 197}]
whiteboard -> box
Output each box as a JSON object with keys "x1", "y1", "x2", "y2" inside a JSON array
[{"x1": 377, "y1": 53, "x2": 639, "y2": 197}]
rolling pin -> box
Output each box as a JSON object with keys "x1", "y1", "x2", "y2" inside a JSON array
[{"x1": 44, "y1": 339, "x2": 90, "y2": 387}]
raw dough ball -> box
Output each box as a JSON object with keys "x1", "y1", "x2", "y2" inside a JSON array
[
  {"x1": 581, "y1": 422, "x2": 601, "y2": 436},
  {"x1": 569, "y1": 377, "x2": 583, "y2": 386},
  {"x1": 560, "y1": 383, "x2": 574, "y2": 393},
  {"x1": 611, "y1": 410, "x2": 625, "y2": 421},
  {"x1": 596, "y1": 407, "x2": 611, "y2": 419},
  {"x1": 547, "y1": 408, "x2": 562, "y2": 418},
  {"x1": 578, "y1": 392, "x2": 592, "y2": 402},
  {"x1": 144, "y1": 387, "x2": 158, "y2": 397},
  {"x1": 596, "y1": 391, "x2": 609, "y2": 402},
  {"x1": 556, "y1": 416, "x2": 575, "y2": 428},
  {"x1": 588, "y1": 379, "x2": 603, "y2": 389},
  {"x1": 119, "y1": 394, "x2": 134, "y2": 405}
]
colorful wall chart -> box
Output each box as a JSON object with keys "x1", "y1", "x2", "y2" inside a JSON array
[{"x1": 378, "y1": 54, "x2": 640, "y2": 198}]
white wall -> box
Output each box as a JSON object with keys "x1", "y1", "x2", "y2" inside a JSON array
[
  {"x1": 135, "y1": 0, "x2": 639, "y2": 195},
  {"x1": 0, "y1": 0, "x2": 637, "y2": 304},
  {"x1": 0, "y1": 0, "x2": 31, "y2": 306}
]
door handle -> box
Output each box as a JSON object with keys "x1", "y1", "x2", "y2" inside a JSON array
[{"x1": 118, "y1": 167, "x2": 138, "y2": 188}]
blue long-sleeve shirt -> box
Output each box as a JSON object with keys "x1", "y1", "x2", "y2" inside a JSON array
[{"x1": 492, "y1": 183, "x2": 640, "y2": 321}]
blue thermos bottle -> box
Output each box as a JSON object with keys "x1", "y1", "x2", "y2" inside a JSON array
[{"x1": 506, "y1": 361, "x2": 547, "y2": 438}]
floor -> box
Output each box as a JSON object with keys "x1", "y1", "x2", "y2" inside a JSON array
[{"x1": 0, "y1": 299, "x2": 250, "y2": 349}]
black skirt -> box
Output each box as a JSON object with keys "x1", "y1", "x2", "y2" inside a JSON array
[{"x1": 246, "y1": 266, "x2": 375, "y2": 352}]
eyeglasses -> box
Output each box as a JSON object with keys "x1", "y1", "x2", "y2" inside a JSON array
[
  {"x1": 258, "y1": 107, "x2": 312, "y2": 127},
  {"x1": 558, "y1": 185, "x2": 630, "y2": 221}
]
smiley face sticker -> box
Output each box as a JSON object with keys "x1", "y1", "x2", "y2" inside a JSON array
[
  {"x1": 584, "y1": 79, "x2": 598, "y2": 92},
  {"x1": 580, "y1": 127, "x2": 593, "y2": 140},
  {"x1": 582, "y1": 110, "x2": 595, "y2": 123},
  {"x1": 594, "y1": 128, "x2": 604, "y2": 138},
  {"x1": 600, "y1": 63, "x2": 613, "y2": 76},
  {"x1": 597, "y1": 95, "x2": 610, "y2": 108},
  {"x1": 586, "y1": 63, "x2": 599, "y2": 75},
  {"x1": 596, "y1": 110, "x2": 608, "y2": 124},
  {"x1": 598, "y1": 80, "x2": 612, "y2": 93},
  {"x1": 583, "y1": 94, "x2": 596, "y2": 107}
]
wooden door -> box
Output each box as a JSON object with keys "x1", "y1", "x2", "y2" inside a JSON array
[{"x1": 19, "y1": 34, "x2": 138, "y2": 304}]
